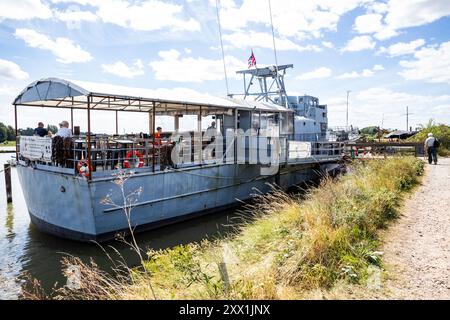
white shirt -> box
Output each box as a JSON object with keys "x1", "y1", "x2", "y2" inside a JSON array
[
  {"x1": 425, "y1": 136, "x2": 435, "y2": 147},
  {"x1": 204, "y1": 126, "x2": 218, "y2": 140},
  {"x1": 56, "y1": 127, "x2": 73, "y2": 138}
]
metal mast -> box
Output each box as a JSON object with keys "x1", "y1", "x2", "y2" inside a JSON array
[
  {"x1": 215, "y1": 0, "x2": 230, "y2": 97},
  {"x1": 229, "y1": 64, "x2": 293, "y2": 105}
]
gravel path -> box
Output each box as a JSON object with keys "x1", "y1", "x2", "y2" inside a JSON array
[{"x1": 381, "y1": 157, "x2": 450, "y2": 299}]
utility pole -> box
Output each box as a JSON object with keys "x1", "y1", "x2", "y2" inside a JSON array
[
  {"x1": 402, "y1": 107, "x2": 413, "y2": 132},
  {"x1": 405, "y1": 106, "x2": 413, "y2": 131},
  {"x1": 380, "y1": 113, "x2": 385, "y2": 142},
  {"x1": 346, "y1": 90, "x2": 351, "y2": 129},
  {"x1": 405, "y1": 106, "x2": 414, "y2": 131}
]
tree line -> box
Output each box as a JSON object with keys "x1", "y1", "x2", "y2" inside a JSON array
[{"x1": 0, "y1": 122, "x2": 58, "y2": 143}]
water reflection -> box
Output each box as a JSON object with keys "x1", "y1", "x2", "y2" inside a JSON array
[
  {"x1": 5, "y1": 204, "x2": 14, "y2": 241},
  {"x1": 0, "y1": 153, "x2": 247, "y2": 299}
]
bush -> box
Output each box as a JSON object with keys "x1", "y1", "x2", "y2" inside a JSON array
[{"x1": 409, "y1": 120, "x2": 450, "y2": 156}]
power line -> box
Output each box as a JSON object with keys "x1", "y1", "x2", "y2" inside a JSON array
[
  {"x1": 268, "y1": 0, "x2": 285, "y2": 106},
  {"x1": 215, "y1": 0, "x2": 230, "y2": 97},
  {"x1": 268, "y1": 0, "x2": 279, "y2": 69}
]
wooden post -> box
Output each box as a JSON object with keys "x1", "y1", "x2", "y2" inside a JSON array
[
  {"x1": 234, "y1": 109, "x2": 238, "y2": 164},
  {"x1": 87, "y1": 95, "x2": 92, "y2": 180},
  {"x1": 4, "y1": 164, "x2": 12, "y2": 203},
  {"x1": 197, "y1": 106, "x2": 202, "y2": 132},
  {"x1": 71, "y1": 107, "x2": 74, "y2": 131},
  {"x1": 148, "y1": 111, "x2": 154, "y2": 135},
  {"x1": 152, "y1": 101, "x2": 156, "y2": 172},
  {"x1": 115, "y1": 110, "x2": 118, "y2": 135},
  {"x1": 198, "y1": 106, "x2": 202, "y2": 164},
  {"x1": 174, "y1": 115, "x2": 180, "y2": 132},
  {"x1": 14, "y1": 104, "x2": 18, "y2": 161}
]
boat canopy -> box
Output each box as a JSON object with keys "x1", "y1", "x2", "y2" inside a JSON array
[{"x1": 12, "y1": 78, "x2": 293, "y2": 116}]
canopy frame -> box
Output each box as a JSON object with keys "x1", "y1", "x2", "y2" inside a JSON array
[{"x1": 13, "y1": 78, "x2": 294, "y2": 180}]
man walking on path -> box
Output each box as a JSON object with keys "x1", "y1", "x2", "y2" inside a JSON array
[{"x1": 424, "y1": 133, "x2": 438, "y2": 165}]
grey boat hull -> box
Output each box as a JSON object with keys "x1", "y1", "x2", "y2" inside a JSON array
[{"x1": 17, "y1": 162, "x2": 336, "y2": 242}]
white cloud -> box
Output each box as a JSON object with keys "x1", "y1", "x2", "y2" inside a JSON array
[
  {"x1": 218, "y1": 0, "x2": 369, "y2": 39},
  {"x1": 384, "y1": 0, "x2": 450, "y2": 31},
  {"x1": 372, "y1": 64, "x2": 385, "y2": 71},
  {"x1": 322, "y1": 41, "x2": 335, "y2": 49},
  {"x1": 0, "y1": 59, "x2": 29, "y2": 80},
  {"x1": 49, "y1": 0, "x2": 91, "y2": 5},
  {"x1": 148, "y1": 49, "x2": 246, "y2": 82},
  {"x1": 222, "y1": 31, "x2": 322, "y2": 52},
  {"x1": 54, "y1": 8, "x2": 97, "y2": 23},
  {"x1": 337, "y1": 70, "x2": 372, "y2": 79},
  {"x1": 378, "y1": 39, "x2": 426, "y2": 57},
  {"x1": 399, "y1": 41, "x2": 450, "y2": 85},
  {"x1": 14, "y1": 28, "x2": 92, "y2": 64},
  {"x1": 93, "y1": 0, "x2": 200, "y2": 32},
  {"x1": 354, "y1": 13, "x2": 384, "y2": 34},
  {"x1": 341, "y1": 35, "x2": 376, "y2": 52},
  {"x1": 354, "y1": 0, "x2": 450, "y2": 40},
  {"x1": 296, "y1": 67, "x2": 332, "y2": 80},
  {"x1": 0, "y1": 85, "x2": 14, "y2": 95},
  {"x1": 373, "y1": 29, "x2": 400, "y2": 41},
  {"x1": 356, "y1": 87, "x2": 450, "y2": 106},
  {"x1": 353, "y1": 12, "x2": 399, "y2": 40},
  {"x1": 432, "y1": 105, "x2": 450, "y2": 115},
  {"x1": 101, "y1": 59, "x2": 145, "y2": 78},
  {"x1": 0, "y1": 0, "x2": 52, "y2": 20},
  {"x1": 49, "y1": 0, "x2": 201, "y2": 32},
  {"x1": 336, "y1": 64, "x2": 384, "y2": 79}
]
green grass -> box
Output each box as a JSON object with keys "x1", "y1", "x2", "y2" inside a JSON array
[
  {"x1": 40, "y1": 157, "x2": 424, "y2": 300},
  {"x1": 0, "y1": 141, "x2": 15, "y2": 147}
]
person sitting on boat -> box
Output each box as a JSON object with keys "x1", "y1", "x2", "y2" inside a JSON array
[
  {"x1": 154, "y1": 127, "x2": 162, "y2": 145},
  {"x1": 252, "y1": 120, "x2": 260, "y2": 135},
  {"x1": 55, "y1": 120, "x2": 72, "y2": 138},
  {"x1": 204, "y1": 121, "x2": 218, "y2": 142},
  {"x1": 33, "y1": 122, "x2": 48, "y2": 137}
]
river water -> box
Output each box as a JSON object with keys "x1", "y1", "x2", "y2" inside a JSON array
[{"x1": 0, "y1": 153, "x2": 246, "y2": 299}]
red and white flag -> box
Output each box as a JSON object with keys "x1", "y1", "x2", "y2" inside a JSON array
[{"x1": 248, "y1": 50, "x2": 256, "y2": 68}]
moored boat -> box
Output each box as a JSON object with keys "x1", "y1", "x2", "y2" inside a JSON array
[{"x1": 12, "y1": 66, "x2": 343, "y2": 241}]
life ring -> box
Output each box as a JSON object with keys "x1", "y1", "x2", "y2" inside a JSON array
[
  {"x1": 124, "y1": 150, "x2": 144, "y2": 168},
  {"x1": 77, "y1": 159, "x2": 92, "y2": 178}
]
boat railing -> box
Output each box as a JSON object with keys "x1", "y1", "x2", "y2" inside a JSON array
[{"x1": 16, "y1": 133, "x2": 344, "y2": 177}]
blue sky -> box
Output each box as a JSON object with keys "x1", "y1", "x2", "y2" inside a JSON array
[{"x1": 1, "y1": 0, "x2": 450, "y2": 133}]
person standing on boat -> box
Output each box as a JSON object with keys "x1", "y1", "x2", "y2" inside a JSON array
[
  {"x1": 154, "y1": 127, "x2": 162, "y2": 145},
  {"x1": 33, "y1": 122, "x2": 48, "y2": 137},
  {"x1": 424, "y1": 132, "x2": 438, "y2": 165},
  {"x1": 55, "y1": 120, "x2": 72, "y2": 138},
  {"x1": 205, "y1": 121, "x2": 218, "y2": 141}
]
